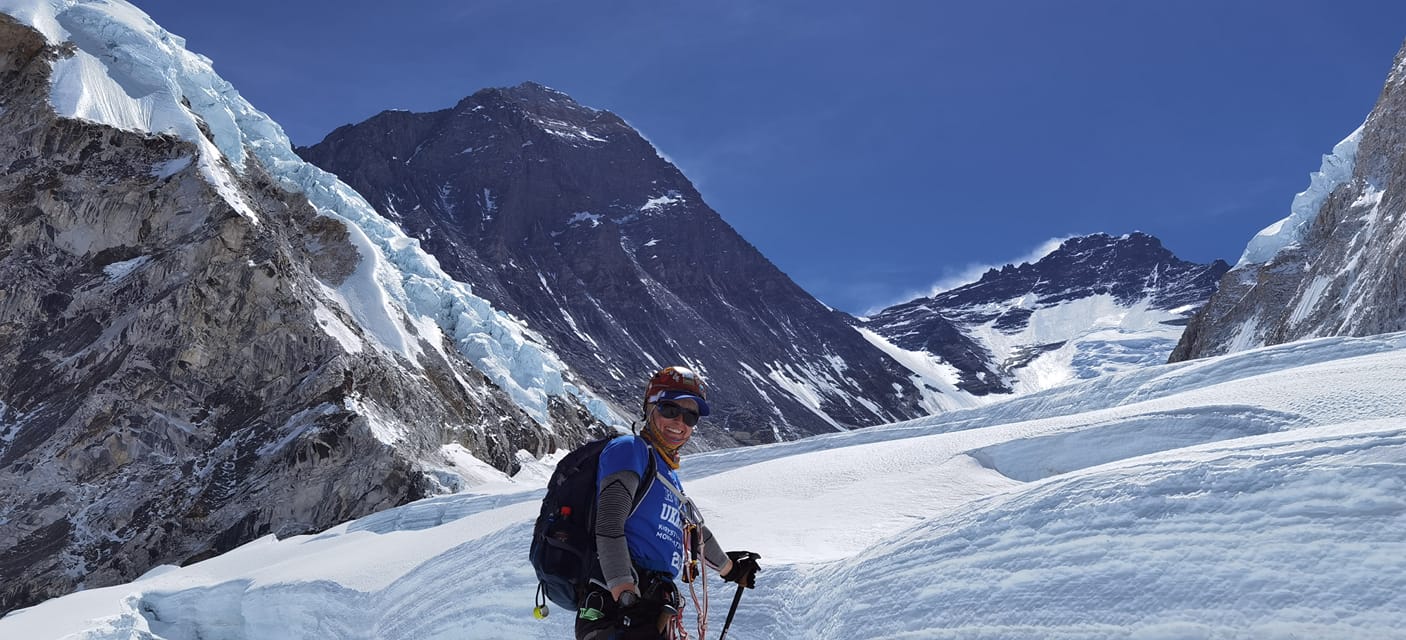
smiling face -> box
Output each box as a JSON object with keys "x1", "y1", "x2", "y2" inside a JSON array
[{"x1": 648, "y1": 397, "x2": 698, "y2": 448}]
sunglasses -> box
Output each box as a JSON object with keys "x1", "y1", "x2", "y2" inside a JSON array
[{"x1": 655, "y1": 401, "x2": 701, "y2": 427}]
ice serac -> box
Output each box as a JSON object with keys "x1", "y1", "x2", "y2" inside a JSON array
[
  {"x1": 0, "y1": 6, "x2": 606, "y2": 613},
  {"x1": 297, "y1": 82, "x2": 929, "y2": 446},
  {"x1": 863, "y1": 233, "x2": 1229, "y2": 396},
  {"x1": 1172, "y1": 39, "x2": 1406, "y2": 362}
]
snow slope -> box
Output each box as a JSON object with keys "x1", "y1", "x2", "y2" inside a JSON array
[
  {"x1": 4, "y1": 332, "x2": 1404, "y2": 639},
  {"x1": 960, "y1": 293, "x2": 1193, "y2": 392}
]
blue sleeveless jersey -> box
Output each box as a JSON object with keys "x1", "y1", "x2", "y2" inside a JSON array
[{"x1": 597, "y1": 435, "x2": 686, "y2": 577}]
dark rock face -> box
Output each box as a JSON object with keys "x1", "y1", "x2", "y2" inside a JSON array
[
  {"x1": 297, "y1": 82, "x2": 928, "y2": 445},
  {"x1": 865, "y1": 233, "x2": 1229, "y2": 394},
  {"x1": 1172, "y1": 42, "x2": 1406, "y2": 362},
  {"x1": 0, "y1": 19, "x2": 597, "y2": 613},
  {"x1": 929, "y1": 233, "x2": 1229, "y2": 314}
]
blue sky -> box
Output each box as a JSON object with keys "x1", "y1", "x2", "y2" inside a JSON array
[{"x1": 134, "y1": 0, "x2": 1406, "y2": 314}]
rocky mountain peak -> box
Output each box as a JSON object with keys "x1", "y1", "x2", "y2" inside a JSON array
[
  {"x1": 942, "y1": 232, "x2": 1229, "y2": 312},
  {"x1": 975, "y1": 232, "x2": 1166, "y2": 282},
  {"x1": 299, "y1": 86, "x2": 931, "y2": 445},
  {"x1": 467, "y1": 81, "x2": 592, "y2": 110},
  {"x1": 451, "y1": 81, "x2": 621, "y2": 143}
]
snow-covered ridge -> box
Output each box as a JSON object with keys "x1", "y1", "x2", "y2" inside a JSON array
[
  {"x1": 3, "y1": 0, "x2": 618, "y2": 426},
  {"x1": 854, "y1": 326, "x2": 983, "y2": 415},
  {"x1": 866, "y1": 233, "x2": 1226, "y2": 400},
  {"x1": 38, "y1": 0, "x2": 258, "y2": 222},
  {"x1": 1237, "y1": 126, "x2": 1363, "y2": 267}
]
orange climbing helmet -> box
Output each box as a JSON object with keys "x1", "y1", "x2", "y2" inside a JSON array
[{"x1": 643, "y1": 366, "x2": 711, "y2": 416}]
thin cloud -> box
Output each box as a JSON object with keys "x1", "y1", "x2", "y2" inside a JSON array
[
  {"x1": 616, "y1": 117, "x2": 680, "y2": 168},
  {"x1": 927, "y1": 235, "x2": 1072, "y2": 295},
  {"x1": 861, "y1": 235, "x2": 1074, "y2": 316}
]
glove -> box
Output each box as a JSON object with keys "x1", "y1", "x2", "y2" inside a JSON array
[
  {"x1": 615, "y1": 591, "x2": 655, "y2": 630},
  {"x1": 720, "y1": 551, "x2": 761, "y2": 588}
]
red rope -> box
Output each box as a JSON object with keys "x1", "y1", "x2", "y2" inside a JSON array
[
  {"x1": 689, "y1": 559, "x2": 708, "y2": 639},
  {"x1": 679, "y1": 524, "x2": 710, "y2": 640}
]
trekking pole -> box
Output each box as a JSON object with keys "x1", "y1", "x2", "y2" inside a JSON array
[{"x1": 716, "y1": 582, "x2": 745, "y2": 640}]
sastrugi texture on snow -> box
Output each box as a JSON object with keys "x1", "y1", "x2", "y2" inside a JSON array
[
  {"x1": 295, "y1": 82, "x2": 930, "y2": 446},
  {"x1": 1172, "y1": 40, "x2": 1406, "y2": 361}
]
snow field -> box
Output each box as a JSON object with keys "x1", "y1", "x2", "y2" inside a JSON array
[
  {"x1": 777, "y1": 420, "x2": 1406, "y2": 639},
  {"x1": 5, "y1": 333, "x2": 1406, "y2": 638}
]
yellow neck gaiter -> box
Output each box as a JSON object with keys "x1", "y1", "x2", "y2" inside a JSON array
[{"x1": 641, "y1": 424, "x2": 682, "y2": 470}]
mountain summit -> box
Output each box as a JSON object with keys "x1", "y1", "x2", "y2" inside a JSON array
[
  {"x1": 862, "y1": 233, "x2": 1228, "y2": 396},
  {"x1": 298, "y1": 82, "x2": 930, "y2": 445}
]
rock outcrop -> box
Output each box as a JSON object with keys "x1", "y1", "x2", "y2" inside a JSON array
[
  {"x1": 1172, "y1": 40, "x2": 1406, "y2": 361},
  {"x1": 0, "y1": 13, "x2": 598, "y2": 613}
]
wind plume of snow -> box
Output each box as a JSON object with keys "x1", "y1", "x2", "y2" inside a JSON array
[
  {"x1": 938, "y1": 236, "x2": 1071, "y2": 293},
  {"x1": 869, "y1": 236, "x2": 1074, "y2": 314}
]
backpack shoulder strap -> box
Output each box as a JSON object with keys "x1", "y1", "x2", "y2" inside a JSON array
[
  {"x1": 651, "y1": 468, "x2": 703, "y2": 526},
  {"x1": 628, "y1": 438, "x2": 658, "y2": 515}
]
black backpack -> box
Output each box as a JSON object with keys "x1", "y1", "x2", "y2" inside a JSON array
[{"x1": 530, "y1": 435, "x2": 657, "y2": 610}]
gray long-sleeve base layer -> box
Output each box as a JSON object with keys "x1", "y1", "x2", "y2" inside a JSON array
[{"x1": 595, "y1": 469, "x2": 730, "y2": 592}]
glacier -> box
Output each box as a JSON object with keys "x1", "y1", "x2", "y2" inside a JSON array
[
  {"x1": 1, "y1": 0, "x2": 620, "y2": 427},
  {"x1": 1236, "y1": 126, "x2": 1363, "y2": 268},
  {"x1": 3, "y1": 332, "x2": 1404, "y2": 638}
]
